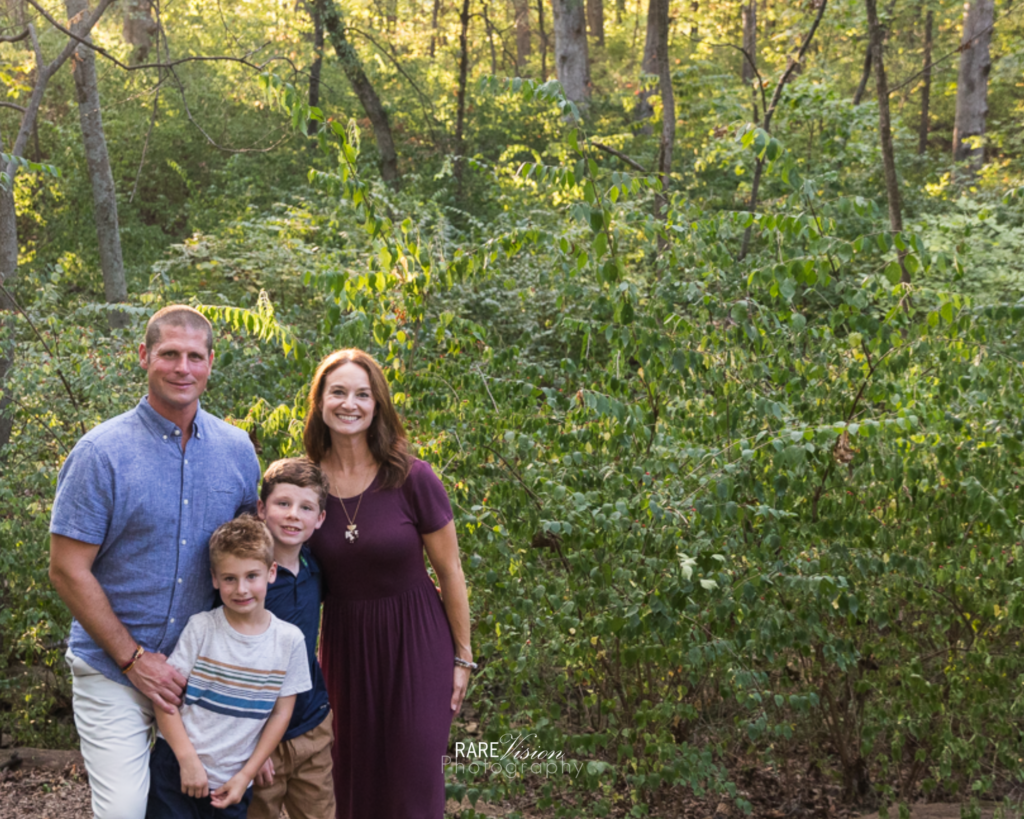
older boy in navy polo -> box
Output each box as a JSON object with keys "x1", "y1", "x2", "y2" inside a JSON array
[{"x1": 249, "y1": 458, "x2": 336, "y2": 819}]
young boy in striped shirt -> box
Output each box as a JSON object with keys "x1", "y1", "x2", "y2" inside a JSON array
[{"x1": 146, "y1": 515, "x2": 311, "y2": 818}]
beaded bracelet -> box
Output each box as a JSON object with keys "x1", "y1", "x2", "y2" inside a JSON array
[
  {"x1": 454, "y1": 656, "x2": 478, "y2": 670},
  {"x1": 121, "y1": 645, "x2": 144, "y2": 675}
]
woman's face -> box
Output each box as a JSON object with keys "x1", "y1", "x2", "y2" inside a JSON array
[{"x1": 321, "y1": 362, "x2": 377, "y2": 441}]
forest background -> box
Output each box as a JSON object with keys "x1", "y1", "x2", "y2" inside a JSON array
[{"x1": 2, "y1": 0, "x2": 1024, "y2": 816}]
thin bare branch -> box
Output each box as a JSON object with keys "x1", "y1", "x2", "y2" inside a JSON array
[
  {"x1": 349, "y1": 27, "x2": 447, "y2": 149},
  {"x1": 45, "y1": 0, "x2": 116, "y2": 76},
  {"x1": 165, "y1": 64, "x2": 292, "y2": 154},
  {"x1": 591, "y1": 141, "x2": 647, "y2": 172},
  {"x1": 888, "y1": 0, "x2": 1022, "y2": 96},
  {"x1": 0, "y1": 284, "x2": 86, "y2": 436},
  {"x1": 0, "y1": 29, "x2": 30, "y2": 43},
  {"x1": 129, "y1": 91, "x2": 159, "y2": 203},
  {"x1": 24, "y1": 0, "x2": 296, "y2": 75},
  {"x1": 763, "y1": 0, "x2": 828, "y2": 131}
]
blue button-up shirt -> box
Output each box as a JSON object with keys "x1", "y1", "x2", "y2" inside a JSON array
[
  {"x1": 51, "y1": 396, "x2": 260, "y2": 685},
  {"x1": 265, "y1": 547, "x2": 331, "y2": 740}
]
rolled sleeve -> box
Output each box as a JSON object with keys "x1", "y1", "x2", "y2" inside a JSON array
[
  {"x1": 236, "y1": 446, "x2": 261, "y2": 516},
  {"x1": 51, "y1": 441, "x2": 114, "y2": 546}
]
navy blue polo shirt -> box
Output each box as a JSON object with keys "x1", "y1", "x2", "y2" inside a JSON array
[{"x1": 266, "y1": 546, "x2": 330, "y2": 740}]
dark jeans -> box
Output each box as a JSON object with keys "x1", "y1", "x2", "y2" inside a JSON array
[{"x1": 147, "y1": 737, "x2": 253, "y2": 819}]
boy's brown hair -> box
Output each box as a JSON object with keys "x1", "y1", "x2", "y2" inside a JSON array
[
  {"x1": 260, "y1": 457, "x2": 330, "y2": 513},
  {"x1": 209, "y1": 514, "x2": 275, "y2": 569}
]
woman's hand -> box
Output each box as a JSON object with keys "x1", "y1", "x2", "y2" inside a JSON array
[
  {"x1": 178, "y1": 754, "x2": 209, "y2": 799},
  {"x1": 211, "y1": 772, "x2": 249, "y2": 808},
  {"x1": 451, "y1": 665, "x2": 471, "y2": 714}
]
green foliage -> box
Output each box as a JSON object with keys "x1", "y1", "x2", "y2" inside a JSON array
[
  {"x1": 4, "y1": 0, "x2": 1024, "y2": 812},
  {"x1": 0, "y1": 152, "x2": 61, "y2": 192}
]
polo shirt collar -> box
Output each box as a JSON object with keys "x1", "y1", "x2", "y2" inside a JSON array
[
  {"x1": 276, "y1": 546, "x2": 318, "y2": 580},
  {"x1": 136, "y1": 395, "x2": 205, "y2": 441}
]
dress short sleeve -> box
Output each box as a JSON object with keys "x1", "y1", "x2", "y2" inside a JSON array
[{"x1": 403, "y1": 459, "x2": 454, "y2": 535}]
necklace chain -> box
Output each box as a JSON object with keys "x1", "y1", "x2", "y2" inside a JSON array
[{"x1": 336, "y1": 464, "x2": 376, "y2": 543}]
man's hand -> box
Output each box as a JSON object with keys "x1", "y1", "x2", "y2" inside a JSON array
[
  {"x1": 178, "y1": 753, "x2": 209, "y2": 799},
  {"x1": 211, "y1": 772, "x2": 249, "y2": 808},
  {"x1": 126, "y1": 652, "x2": 186, "y2": 714},
  {"x1": 254, "y1": 757, "x2": 275, "y2": 788}
]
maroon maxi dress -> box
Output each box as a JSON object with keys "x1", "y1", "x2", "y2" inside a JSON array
[{"x1": 309, "y1": 458, "x2": 455, "y2": 819}]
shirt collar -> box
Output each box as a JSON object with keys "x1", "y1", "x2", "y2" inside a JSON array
[
  {"x1": 136, "y1": 395, "x2": 205, "y2": 441},
  {"x1": 275, "y1": 546, "x2": 317, "y2": 580}
]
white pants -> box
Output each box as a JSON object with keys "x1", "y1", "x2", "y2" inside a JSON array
[{"x1": 66, "y1": 650, "x2": 155, "y2": 819}]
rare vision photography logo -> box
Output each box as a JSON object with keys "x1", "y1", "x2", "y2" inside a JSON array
[{"x1": 444, "y1": 732, "x2": 583, "y2": 778}]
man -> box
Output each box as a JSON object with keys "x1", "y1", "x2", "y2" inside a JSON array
[{"x1": 49, "y1": 305, "x2": 260, "y2": 819}]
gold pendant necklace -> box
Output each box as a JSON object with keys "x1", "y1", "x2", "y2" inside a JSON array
[{"x1": 338, "y1": 467, "x2": 375, "y2": 543}]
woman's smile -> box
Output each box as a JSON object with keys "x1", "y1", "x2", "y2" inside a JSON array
[{"x1": 321, "y1": 363, "x2": 377, "y2": 438}]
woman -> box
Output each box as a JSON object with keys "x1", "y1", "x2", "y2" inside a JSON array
[{"x1": 303, "y1": 348, "x2": 473, "y2": 819}]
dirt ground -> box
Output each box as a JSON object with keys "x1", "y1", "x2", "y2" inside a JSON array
[{"x1": 1, "y1": 748, "x2": 1019, "y2": 819}]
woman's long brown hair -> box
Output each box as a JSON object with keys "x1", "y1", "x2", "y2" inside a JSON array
[{"x1": 303, "y1": 349, "x2": 413, "y2": 490}]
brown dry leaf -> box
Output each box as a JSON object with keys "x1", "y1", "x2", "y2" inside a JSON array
[{"x1": 833, "y1": 431, "x2": 855, "y2": 464}]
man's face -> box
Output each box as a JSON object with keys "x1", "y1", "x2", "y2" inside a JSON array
[{"x1": 139, "y1": 324, "x2": 213, "y2": 419}]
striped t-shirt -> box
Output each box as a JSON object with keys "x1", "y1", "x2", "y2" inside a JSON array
[{"x1": 164, "y1": 607, "x2": 310, "y2": 788}]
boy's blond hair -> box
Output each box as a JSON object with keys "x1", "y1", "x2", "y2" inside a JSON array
[{"x1": 209, "y1": 514, "x2": 275, "y2": 569}]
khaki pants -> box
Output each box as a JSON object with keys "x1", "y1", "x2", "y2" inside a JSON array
[{"x1": 249, "y1": 711, "x2": 336, "y2": 819}]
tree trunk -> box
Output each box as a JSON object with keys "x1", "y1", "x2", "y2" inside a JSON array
[
  {"x1": 122, "y1": 0, "x2": 156, "y2": 65},
  {"x1": 552, "y1": 0, "x2": 590, "y2": 102},
  {"x1": 865, "y1": 0, "x2": 908, "y2": 286},
  {"x1": 430, "y1": 0, "x2": 441, "y2": 57},
  {"x1": 512, "y1": 0, "x2": 531, "y2": 71},
  {"x1": 918, "y1": 8, "x2": 932, "y2": 154},
  {"x1": 66, "y1": 0, "x2": 129, "y2": 330},
  {"x1": 0, "y1": 193, "x2": 16, "y2": 451},
  {"x1": 852, "y1": 43, "x2": 871, "y2": 104},
  {"x1": 0, "y1": 8, "x2": 114, "y2": 452},
  {"x1": 587, "y1": 0, "x2": 604, "y2": 46},
  {"x1": 741, "y1": 0, "x2": 756, "y2": 83},
  {"x1": 952, "y1": 0, "x2": 993, "y2": 167},
  {"x1": 308, "y1": 0, "x2": 325, "y2": 135},
  {"x1": 653, "y1": 0, "x2": 673, "y2": 217},
  {"x1": 635, "y1": 0, "x2": 658, "y2": 130},
  {"x1": 482, "y1": 0, "x2": 498, "y2": 75},
  {"x1": 321, "y1": 0, "x2": 400, "y2": 187},
  {"x1": 456, "y1": 0, "x2": 471, "y2": 184},
  {"x1": 537, "y1": 0, "x2": 549, "y2": 80}
]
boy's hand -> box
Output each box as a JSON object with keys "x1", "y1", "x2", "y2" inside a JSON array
[
  {"x1": 178, "y1": 754, "x2": 209, "y2": 799},
  {"x1": 211, "y1": 772, "x2": 249, "y2": 808},
  {"x1": 255, "y1": 757, "x2": 275, "y2": 787}
]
